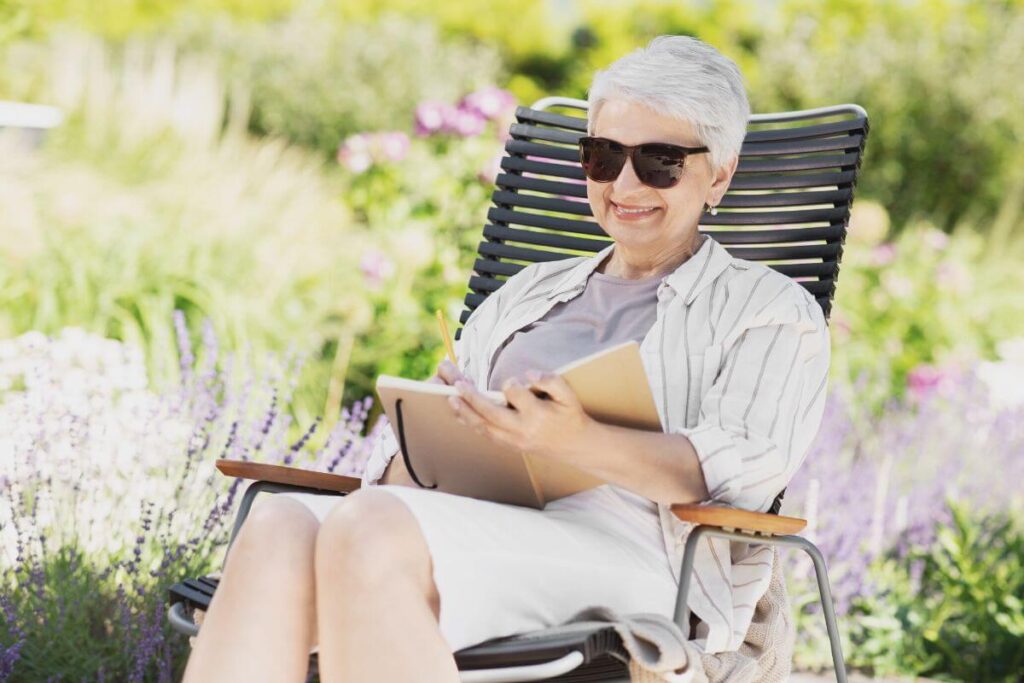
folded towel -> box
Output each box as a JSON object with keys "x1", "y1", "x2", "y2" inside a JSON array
[
  {"x1": 563, "y1": 547, "x2": 795, "y2": 683},
  {"x1": 562, "y1": 606, "x2": 699, "y2": 682}
]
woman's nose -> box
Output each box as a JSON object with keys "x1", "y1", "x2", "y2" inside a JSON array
[{"x1": 611, "y1": 156, "x2": 646, "y2": 194}]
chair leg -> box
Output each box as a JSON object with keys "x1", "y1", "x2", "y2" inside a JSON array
[
  {"x1": 789, "y1": 536, "x2": 847, "y2": 683},
  {"x1": 671, "y1": 526, "x2": 848, "y2": 683}
]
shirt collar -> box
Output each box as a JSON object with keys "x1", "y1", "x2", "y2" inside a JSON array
[{"x1": 547, "y1": 235, "x2": 733, "y2": 306}]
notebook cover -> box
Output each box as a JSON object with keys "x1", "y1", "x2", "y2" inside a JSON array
[{"x1": 375, "y1": 341, "x2": 661, "y2": 508}]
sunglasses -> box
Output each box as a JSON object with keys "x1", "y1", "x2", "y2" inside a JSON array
[{"x1": 578, "y1": 136, "x2": 709, "y2": 189}]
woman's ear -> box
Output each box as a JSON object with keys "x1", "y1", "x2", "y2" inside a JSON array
[{"x1": 708, "y1": 154, "x2": 739, "y2": 205}]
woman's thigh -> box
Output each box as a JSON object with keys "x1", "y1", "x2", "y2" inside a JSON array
[{"x1": 287, "y1": 486, "x2": 677, "y2": 653}]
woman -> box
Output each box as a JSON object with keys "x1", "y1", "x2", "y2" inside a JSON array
[{"x1": 184, "y1": 35, "x2": 829, "y2": 682}]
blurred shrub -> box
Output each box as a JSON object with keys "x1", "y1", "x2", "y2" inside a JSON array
[
  {"x1": 831, "y1": 199, "x2": 1024, "y2": 405},
  {"x1": 174, "y1": 10, "x2": 505, "y2": 156},
  {"x1": 847, "y1": 503, "x2": 1024, "y2": 680},
  {"x1": 749, "y1": 0, "x2": 1024, "y2": 232}
]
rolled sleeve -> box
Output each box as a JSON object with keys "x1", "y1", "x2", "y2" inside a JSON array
[{"x1": 676, "y1": 294, "x2": 830, "y2": 512}]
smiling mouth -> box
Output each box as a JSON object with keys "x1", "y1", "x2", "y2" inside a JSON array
[{"x1": 611, "y1": 201, "x2": 659, "y2": 218}]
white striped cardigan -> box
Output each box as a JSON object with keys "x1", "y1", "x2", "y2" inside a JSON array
[{"x1": 363, "y1": 234, "x2": 831, "y2": 654}]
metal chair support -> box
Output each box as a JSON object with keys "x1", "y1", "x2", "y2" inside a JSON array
[{"x1": 674, "y1": 526, "x2": 848, "y2": 683}]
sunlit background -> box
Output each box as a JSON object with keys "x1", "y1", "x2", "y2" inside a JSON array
[{"x1": 1, "y1": 0, "x2": 1023, "y2": 679}]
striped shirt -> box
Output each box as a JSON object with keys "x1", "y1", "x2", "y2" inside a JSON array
[{"x1": 362, "y1": 235, "x2": 831, "y2": 654}]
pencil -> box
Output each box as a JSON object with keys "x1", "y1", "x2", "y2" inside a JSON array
[{"x1": 436, "y1": 309, "x2": 458, "y2": 365}]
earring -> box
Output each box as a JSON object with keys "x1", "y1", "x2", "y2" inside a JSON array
[{"x1": 704, "y1": 203, "x2": 718, "y2": 216}]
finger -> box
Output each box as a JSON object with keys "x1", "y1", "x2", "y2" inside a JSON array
[
  {"x1": 525, "y1": 370, "x2": 580, "y2": 406},
  {"x1": 437, "y1": 359, "x2": 469, "y2": 386},
  {"x1": 449, "y1": 395, "x2": 513, "y2": 442},
  {"x1": 501, "y1": 377, "x2": 543, "y2": 413},
  {"x1": 455, "y1": 380, "x2": 519, "y2": 431}
]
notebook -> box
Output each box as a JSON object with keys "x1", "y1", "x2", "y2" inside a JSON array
[{"x1": 374, "y1": 340, "x2": 662, "y2": 509}]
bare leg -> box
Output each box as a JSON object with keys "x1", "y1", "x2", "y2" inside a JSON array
[
  {"x1": 183, "y1": 495, "x2": 319, "y2": 683},
  {"x1": 315, "y1": 488, "x2": 458, "y2": 683}
]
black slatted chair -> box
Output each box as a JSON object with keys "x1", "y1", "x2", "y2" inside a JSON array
[{"x1": 168, "y1": 98, "x2": 869, "y2": 683}]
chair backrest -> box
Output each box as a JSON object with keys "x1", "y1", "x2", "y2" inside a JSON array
[{"x1": 456, "y1": 99, "x2": 870, "y2": 338}]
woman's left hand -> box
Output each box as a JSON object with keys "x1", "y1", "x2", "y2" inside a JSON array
[{"x1": 449, "y1": 370, "x2": 594, "y2": 464}]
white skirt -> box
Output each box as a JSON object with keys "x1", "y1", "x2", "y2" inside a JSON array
[{"x1": 285, "y1": 483, "x2": 679, "y2": 653}]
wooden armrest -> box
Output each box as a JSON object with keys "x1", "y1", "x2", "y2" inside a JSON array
[
  {"x1": 216, "y1": 459, "x2": 361, "y2": 494},
  {"x1": 671, "y1": 503, "x2": 806, "y2": 535}
]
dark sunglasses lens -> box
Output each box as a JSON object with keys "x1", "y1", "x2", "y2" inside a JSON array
[
  {"x1": 634, "y1": 144, "x2": 686, "y2": 189},
  {"x1": 580, "y1": 138, "x2": 626, "y2": 182}
]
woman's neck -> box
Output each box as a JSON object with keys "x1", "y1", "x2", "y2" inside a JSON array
[{"x1": 598, "y1": 233, "x2": 706, "y2": 280}]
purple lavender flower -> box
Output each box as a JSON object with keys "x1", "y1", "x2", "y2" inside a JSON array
[
  {"x1": 375, "y1": 131, "x2": 410, "y2": 162},
  {"x1": 359, "y1": 248, "x2": 396, "y2": 289}
]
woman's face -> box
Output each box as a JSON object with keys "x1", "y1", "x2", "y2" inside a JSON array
[{"x1": 586, "y1": 98, "x2": 736, "y2": 264}]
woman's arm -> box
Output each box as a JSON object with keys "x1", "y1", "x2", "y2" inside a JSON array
[{"x1": 564, "y1": 420, "x2": 709, "y2": 505}]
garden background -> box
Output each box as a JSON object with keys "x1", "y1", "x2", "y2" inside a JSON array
[{"x1": 1, "y1": 0, "x2": 1023, "y2": 680}]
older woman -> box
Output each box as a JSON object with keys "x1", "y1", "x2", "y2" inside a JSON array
[{"x1": 184, "y1": 36, "x2": 829, "y2": 682}]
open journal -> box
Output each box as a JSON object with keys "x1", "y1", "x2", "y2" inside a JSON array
[{"x1": 374, "y1": 340, "x2": 663, "y2": 509}]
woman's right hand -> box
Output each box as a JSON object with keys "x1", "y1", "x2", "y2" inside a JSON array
[
  {"x1": 425, "y1": 358, "x2": 473, "y2": 388},
  {"x1": 380, "y1": 358, "x2": 473, "y2": 486}
]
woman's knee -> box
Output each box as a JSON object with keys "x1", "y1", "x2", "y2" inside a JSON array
[
  {"x1": 229, "y1": 495, "x2": 319, "y2": 571},
  {"x1": 315, "y1": 489, "x2": 432, "y2": 589}
]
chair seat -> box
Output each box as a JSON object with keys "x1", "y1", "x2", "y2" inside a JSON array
[{"x1": 169, "y1": 575, "x2": 629, "y2": 681}]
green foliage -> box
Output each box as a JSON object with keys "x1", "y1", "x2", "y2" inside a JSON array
[
  {"x1": 175, "y1": 11, "x2": 505, "y2": 156},
  {"x1": 748, "y1": 0, "x2": 1024, "y2": 233},
  {"x1": 831, "y1": 200, "x2": 1024, "y2": 404},
  {"x1": 848, "y1": 503, "x2": 1024, "y2": 680}
]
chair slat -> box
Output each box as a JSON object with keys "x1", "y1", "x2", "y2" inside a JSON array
[
  {"x1": 699, "y1": 207, "x2": 848, "y2": 226},
  {"x1": 741, "y1": 133, "x2": 866, "y2": 157},
  {"x1": 501, "y1": 155, "x2": 586, "y2": 181},
  {"x1": 505, "y1": 139, "x2": 580, "y2": 162},
  {"x1": 736, "y1": 152, "x2": 861, "y2": 174},
  {"x1": 478, "y1": 240, "x2": 572, "y2": 263},
  {"x1": 492, "y1": 190, "x2": 593, "y2": 217},
  {"x1": 514, "y1": 106, "x2": 589, "y2": 132},
  {"x1": 487, "y1": 207, "x2": 605, "y2": 236},
  {"x1": 496, "y1": 172, "x2": 588, "y2": 198},
  {"x1": 701, "y1": 224, "x2": 844, "y2": 244},
  {"x1": 483, "y1": 224, "x2": 610, "y2": 252},
  {"x1": 726, "y1": 170, "x2": 858, "y2": 190},
  {"x1": 725, "y1": 243, "x2": 842, "y2": 261},
  {"x1": 718, "y1": 188, "x2": 851, "y2": 209},
  {"x1": 744, "y1": 118, "x2": 866, "y2": 143},
  {"x1": 474, "y1": 258, "x2": 525, "y2": 277},
  {"x1": 509, "y1": 122, "x2": 582, "y2": 145}
]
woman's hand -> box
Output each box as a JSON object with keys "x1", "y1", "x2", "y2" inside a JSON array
[
  {"x1": 448, "y1": 370, "x2": 595, "y2": 465},
  {"x1": 426, "y1": 358, "x2": 473, "y2": 388}
]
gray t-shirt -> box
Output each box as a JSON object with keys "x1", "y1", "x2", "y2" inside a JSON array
[
  {"x1": 487, "y1": 265, "x2": 666, "y2": 518},
  {"x1": 487, "y1": 268, "x2": 663, "y2": 393}
]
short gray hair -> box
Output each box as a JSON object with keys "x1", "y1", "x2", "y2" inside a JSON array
[{"x1": 587, "y1": 36, "x2": 751, "y2": 173}]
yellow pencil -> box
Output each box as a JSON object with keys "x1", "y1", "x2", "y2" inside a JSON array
[{"x1": 436, "y1": 309, "x2": 458, "y2": 365}]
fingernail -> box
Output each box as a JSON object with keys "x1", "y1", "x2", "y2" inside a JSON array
[
  {"x1": 526, "y1": 370, "x2": 540, "y2": 382},
  {"x1": 448, "y1": 396, "x2": 460, "y2": 410}
]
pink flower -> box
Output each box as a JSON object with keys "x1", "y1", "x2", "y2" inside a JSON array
[
  {"x1": 870, "y1": 243, "x2": 897, "y2": 267},
  {"x1": 414, "y1": 101, "x2": 454, "y2": 137},
  {"x1": 360, "y1": 249, "x2": 395, "y2": 289},
  {"x1": 375, "y1": 131, "x2": 410, "y2": 162},
  {"x1": 460, "y1": 87, "x2": 517, "y2": 120},
  {"x1": 336, "y1": 134, "x2": 373, "y2": 173},
  {"x1": 446, "y1": 106, "x2": 487, "y2": 137},
  {"x1": 906, "y1": 363, "x2": 960, "y2": 402},
  {"x1": 923, "y1": 228, "x2": 949, "y2": 251}
]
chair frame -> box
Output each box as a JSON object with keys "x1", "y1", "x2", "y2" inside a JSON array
[{"x1": 168, "y1": 97, "x2": 869, "y2": 683}]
